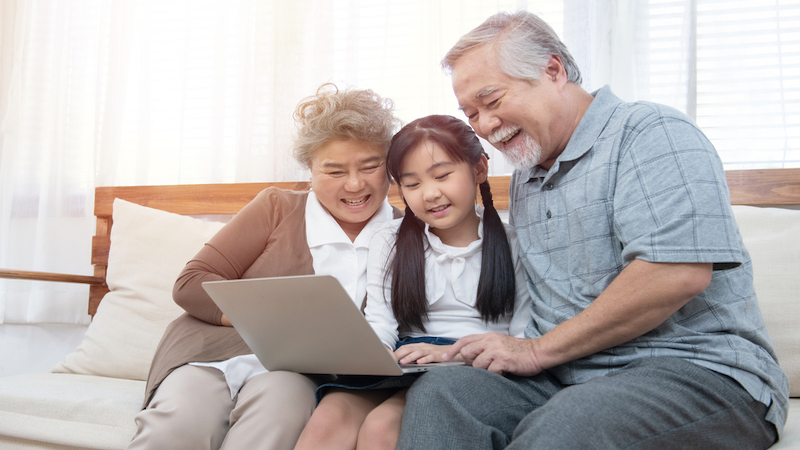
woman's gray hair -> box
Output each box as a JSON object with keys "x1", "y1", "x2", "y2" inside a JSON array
[
  {"x1": 292, "y1": 83, "x2": 401, "y2": 168},
  {"x1": 442, "y1": 11, "x2": 582, "y2": 85}
]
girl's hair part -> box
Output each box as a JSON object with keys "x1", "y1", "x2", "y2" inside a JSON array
[{"x1": 385, "y1": 115, "x2": 516, "y2": 333}]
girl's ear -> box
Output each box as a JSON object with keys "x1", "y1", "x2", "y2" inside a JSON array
[{"x1": 475, "y1": 154, "x2": 489, "y2": 184}]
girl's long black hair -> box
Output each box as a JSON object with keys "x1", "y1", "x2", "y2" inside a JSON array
[{"x1": 385, "y1": 114, "x2": 516, "y2": 333}]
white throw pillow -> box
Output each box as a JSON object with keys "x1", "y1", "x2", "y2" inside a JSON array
[
  {"x1": 51, "y1": 199, "x2": 226, "y2": 381},
  {"x1": 733, "y1": 205, "x2": 800, "y2": 397}
]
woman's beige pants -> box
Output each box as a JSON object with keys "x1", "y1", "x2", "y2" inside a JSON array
[{"x1": 127, "y1": 365, "x2": 318, "y2": 450}]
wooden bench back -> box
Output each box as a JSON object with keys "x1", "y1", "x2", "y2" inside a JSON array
[{"x1": 87, "y1": 169, "x2": 800, "y2": 316}]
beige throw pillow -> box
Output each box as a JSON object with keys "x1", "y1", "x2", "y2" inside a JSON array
[
  {"x1": 733, "y1": 205, "x2": 800, "y2": 396},
  {"x1": 51, "y1": 198, "x2": 225, "y2": 381}
]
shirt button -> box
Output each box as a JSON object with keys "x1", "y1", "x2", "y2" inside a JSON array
[
  {"x1": 545, "y1": 183, "x2": 554, "y2": 190},
  {"x1": 546, "y1": 210, "x2": 552, "y2": 219},
  {"x1": 346, "y1": 251, "x2": 355, "y2": 259}
]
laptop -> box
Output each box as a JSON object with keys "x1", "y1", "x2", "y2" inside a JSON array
[{"x1": 201, "y1": 275, "x2": 463, "y2": 376}]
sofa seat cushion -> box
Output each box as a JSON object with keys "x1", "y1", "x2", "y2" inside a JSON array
[
  {"x1": 772, "y1": 398, "x2": 800, "y2": 449},
  {"x1": 0, "y1": 373, "x2": 143, "y2": 450},
  {"x1": 732, "y1": 205, "x2": 800, "y2": 398}
]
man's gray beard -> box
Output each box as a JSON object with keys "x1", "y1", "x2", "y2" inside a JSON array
[{"x1": 502, "y1": 132, "x2": 542, "y2": 170}]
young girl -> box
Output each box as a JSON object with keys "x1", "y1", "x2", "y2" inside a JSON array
[{"x1": 293, "y1": 115, "x2": 532, "y2": 450}]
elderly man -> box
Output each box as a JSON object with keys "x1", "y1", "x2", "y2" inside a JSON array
[{"x1": 397, "y1": 11, "x2": 788, "y2": 450}]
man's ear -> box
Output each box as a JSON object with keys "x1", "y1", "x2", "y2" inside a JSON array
[
  {"x1": 476, "y1": 154, "x2": 489, "y2": 184},
  {"x1": 544, "y1": 55, "x2": 567, "y2": 87}
]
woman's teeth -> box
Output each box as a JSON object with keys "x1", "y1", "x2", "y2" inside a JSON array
[{"x1": 343, "y1": 196, "x2": 368, "y2": 206}]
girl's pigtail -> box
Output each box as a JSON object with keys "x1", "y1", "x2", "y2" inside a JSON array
[
  {"x1": 390, "y1": 203, "x2": 429, "y2": 333},
  {"x1": 476, "y1": 180, "x2": 516, "y2": 321}
]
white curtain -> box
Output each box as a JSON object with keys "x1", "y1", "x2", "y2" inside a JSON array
[
  {"x1": 1, "y1": 0, "x2": 798, "y2": 326},
  {"x1": 568, "y1": 0, "x2": 800, "y2": 171}
]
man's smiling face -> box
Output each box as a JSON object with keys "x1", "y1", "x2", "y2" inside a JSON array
[{"x1": 451, "y1": 45, "x2": 566, "y2": 170}]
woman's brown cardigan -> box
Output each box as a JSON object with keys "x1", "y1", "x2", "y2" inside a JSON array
[{"x1": 143, "y1": 188, "x2": 400, "y2": 407}]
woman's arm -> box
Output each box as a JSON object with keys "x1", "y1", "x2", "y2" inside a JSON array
[{"x1": 173, "y1": 189, "x2": 283, "y2": 325}]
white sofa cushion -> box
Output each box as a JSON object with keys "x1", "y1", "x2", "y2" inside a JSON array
[
  {"x1": 0, "y1": 372, "x2": 144, "y2": 450},
  {"x1": 51, "y1": 199, "x2": 225, "y2": 381},
  {"x1": 733, "y1": 205, "x2": 800, "y2": 397}
]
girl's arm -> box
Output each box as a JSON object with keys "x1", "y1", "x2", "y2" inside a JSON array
[{"x1": 364, "y1": 225, "x2": 401, "y2": 349}]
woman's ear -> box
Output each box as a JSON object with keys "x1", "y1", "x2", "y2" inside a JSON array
[{"x1": 475, "y1": 154, "x2": 489, "y2": 184}]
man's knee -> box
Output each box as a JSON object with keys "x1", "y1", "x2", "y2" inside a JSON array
[{"x1": 407, "y1": 366, "x2": 490, "y2": 404}]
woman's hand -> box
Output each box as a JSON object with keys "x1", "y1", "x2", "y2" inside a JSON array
[{"x1": 394, "y1": 343, "x2": 463, "y2": 365}]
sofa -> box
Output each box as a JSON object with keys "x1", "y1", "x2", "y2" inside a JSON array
[{"x1": 0, "y1": 170, "x2": 797, "y2": 450}]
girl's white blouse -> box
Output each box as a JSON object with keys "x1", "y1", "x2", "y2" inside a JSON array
[{"x1": 364, "y1": 206, "x2": 532, "y2": 349}]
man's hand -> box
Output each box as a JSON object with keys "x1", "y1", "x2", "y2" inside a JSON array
[
  {"x1": 394, "y1": 343, "x2": 461, "y2": 364},
  {"x1": 443, "y1": 332, "x2": 543, "y2": 376}
]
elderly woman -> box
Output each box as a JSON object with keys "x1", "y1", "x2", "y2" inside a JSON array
[{"x1": 127, "y1": 83, "x2": 402, "y2": 450}]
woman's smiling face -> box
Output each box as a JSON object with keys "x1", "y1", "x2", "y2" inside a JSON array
[{"x1": 309, "y1": 139, "x2": 390, "y2": 239}]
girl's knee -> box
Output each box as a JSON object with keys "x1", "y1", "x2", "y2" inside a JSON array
[
  {"x1": 295, "y1": 394, "x2": 369, "y2": 449},
  {"x1": 358, "y1": 414, "x2": 401, "y2": 450},
  {"x1": 357, "y1": 396, "x2": 404, "y2": 450},
  {"x1": 295, "y1": 406, "x2": 349, "y2": 450}
]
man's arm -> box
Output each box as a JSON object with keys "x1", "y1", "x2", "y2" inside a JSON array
[{"x1": 444, "y1": 259, "x2": 712, "y2": 376}]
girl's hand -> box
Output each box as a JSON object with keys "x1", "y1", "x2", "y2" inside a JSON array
[{"x1": 394, "y1": 343, "x2": 464, "y2": 365}]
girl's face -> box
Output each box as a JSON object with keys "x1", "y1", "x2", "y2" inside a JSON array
[{"x1": 397, "y1": 140, "x2": 488, "y2": 247}]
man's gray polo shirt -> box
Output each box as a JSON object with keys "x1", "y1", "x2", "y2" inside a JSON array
[{"x1": 510, "y1": 85, "x2": 789, "y2": 433}]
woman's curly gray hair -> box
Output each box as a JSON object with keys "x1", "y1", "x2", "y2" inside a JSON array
[{"x1": 292, "y1": 83, "x2": 401, "y2": 168}]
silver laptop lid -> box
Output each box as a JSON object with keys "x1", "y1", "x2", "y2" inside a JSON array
[{"x1": 202, "y1": 275, "x2": 407, "y2": 376}]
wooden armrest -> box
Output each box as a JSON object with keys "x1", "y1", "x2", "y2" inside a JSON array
[{"x1": 0, "y1": 269, "x2": 105, "y2": 286}]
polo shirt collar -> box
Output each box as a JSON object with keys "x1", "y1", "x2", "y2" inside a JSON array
[{"x1": 517, "y1": 85, "x2": 623, "y2": 182}]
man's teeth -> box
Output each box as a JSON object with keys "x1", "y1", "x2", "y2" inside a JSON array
[
  {"x1": 490, "y1": 127, "x2": 521, "y2": 144},
  {"x1": 343, "y1": 197, "x2": 367, "y2": 206},
  {"x1": 501, "y1": 129, "x2": 520, "y2": 143}
]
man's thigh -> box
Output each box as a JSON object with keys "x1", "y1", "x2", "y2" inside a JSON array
[
  {"x1": 509, "y1": 357, "x2": 776, "y2": 450},
  {"x1": 398, "y1": 366, "x2": 562, "y2": 450}
]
